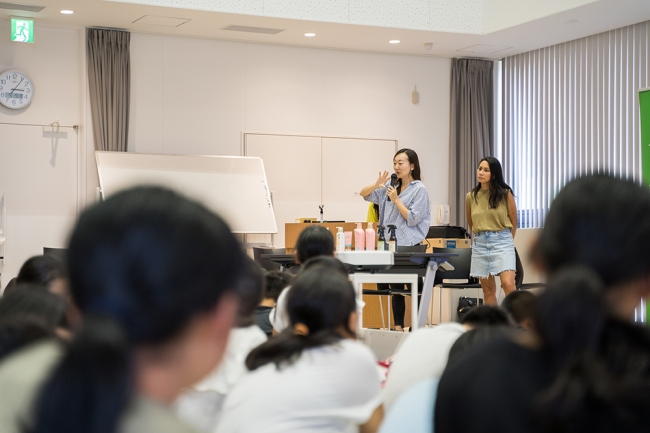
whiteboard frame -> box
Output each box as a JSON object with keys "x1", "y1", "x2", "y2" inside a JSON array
[{"x1": 95, "y1": 151, "x2": 278, "y2": 234}]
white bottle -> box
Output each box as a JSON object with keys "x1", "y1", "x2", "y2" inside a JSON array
[
  {"x1": 354, "y1": 223, "x2": 365, "y2": 251},
  {"x1": 336, "y1": 227, "x2": 345, "y2": 253},
  {"x1": 365, "y1": 222, "x2": 376, "y2": 251}
]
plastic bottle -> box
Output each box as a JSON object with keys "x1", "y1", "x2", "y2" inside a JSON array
[
  {"x1": 377, "y1": 225, "x2": 386, "y2": 251},
  {"x1": 336, "y1": 227, "x2": 345, "y2": 253},
  {"x1": 354, "y1": 223, "x2": 365, "y2": 251},
  {"x1": 387, "y1": 224, "x2": 397, "y2": 252},
  {"x1": 344, "y1": 231, "x2": 352, "y2": 251},
  {"x1": 365, "y1": 222, "x2": 376, "y2": 251}
]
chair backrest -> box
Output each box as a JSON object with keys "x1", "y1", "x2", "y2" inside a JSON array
[
  {"x1": 252, "y1": 247, "x2": 287, "y2": 272},
  {"x1": 432, "y1": 247, "x2": 473, "y2": 284},
  {"x1": 514, "y1": 248, "x2": 524, "y2": 288}
]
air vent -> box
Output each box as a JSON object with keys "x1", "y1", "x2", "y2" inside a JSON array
[
  {"x1": 0, "y1": 2, "x2": 45, "y2": 12},
  {"x1": 222, "y1": 25, "x2": 284, "y2": 35},
  {"x1": 132, "y1": 15, "x2": 190, "y2": 27},
  {"x1": 456, "y1": 44, "x2": 512, "y2": 54}
]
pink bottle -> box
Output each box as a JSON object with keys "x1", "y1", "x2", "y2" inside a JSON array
[
  {"x1": 365, "y1": 222, "x2": 376, "y2": 250},
  {"x1": 354, "y1": 223, "x2": 365, "y2": 251}
]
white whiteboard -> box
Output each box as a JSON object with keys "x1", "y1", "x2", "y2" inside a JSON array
[{"x1": 95, "y1": 151, "x2": 277, "y2": 234}]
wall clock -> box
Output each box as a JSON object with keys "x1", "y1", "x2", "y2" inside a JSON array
[{"x1": 0, "y1": 70, "x2": 34, "y2": 109}]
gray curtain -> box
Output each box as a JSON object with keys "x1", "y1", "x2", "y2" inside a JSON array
[
  {"x1": 87, "y1": 28, "x2": 130, "y2": 152},
  {"x1": 449, "y1": 58, "x2": 493, "y2": 230}
]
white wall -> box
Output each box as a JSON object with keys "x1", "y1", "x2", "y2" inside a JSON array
[
  {"x1": 0, "y1": 23, "x2": 85, "y2": 288},
  {"x1": 1, "y1": 25, "x2": 452, "y2": 286},
  {"x1": 123, "y1": 34, "x2": 451, "y2": 229}
]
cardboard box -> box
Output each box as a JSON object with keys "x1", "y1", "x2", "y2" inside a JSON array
[{"x1": 426, "y1": 238, "x2": 471, "y2": 252}]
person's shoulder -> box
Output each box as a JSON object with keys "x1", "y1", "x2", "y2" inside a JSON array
[
  {"x1": 400, "y1": 323, "x2": 465, "y2": 348},
  {"x1": 0, "y1": 339, "x2": 63, "y2": 383},
  {"x1": 232, "y1": 324, "x2": 267, "y2": 344},
  {"x1": 323, "y1": 340, "x2": 377, "y2": 370}
]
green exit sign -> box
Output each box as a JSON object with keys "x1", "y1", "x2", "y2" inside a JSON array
[{"x1": 11, "y1": 17, "x2": 34, "y2": 43}]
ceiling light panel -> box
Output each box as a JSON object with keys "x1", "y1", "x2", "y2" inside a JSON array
[{"x1": 0, "y1": 2, "x2": 45, "y2": 12}]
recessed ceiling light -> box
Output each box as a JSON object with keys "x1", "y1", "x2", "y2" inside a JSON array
[
  {"x1": 304, "y1": 33, "x2": 316, "y2": 37},
  {"x1": 562, "y1": 19, "x2": 577, "y2": 24},
  {"x1": 389, "y1": 40, "x2": 400, "y2": 44},
  {"x1": 60, "y1": 10, "x2": 74, "y2": 14}
]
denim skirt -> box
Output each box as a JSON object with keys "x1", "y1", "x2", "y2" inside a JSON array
[{"x1": 470, "y1": 229, "x2": 516, "y2": 278}]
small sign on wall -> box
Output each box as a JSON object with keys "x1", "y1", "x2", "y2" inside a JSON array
[{"x1": 11, "y1": 17, "x2": 34, "y2": 43}]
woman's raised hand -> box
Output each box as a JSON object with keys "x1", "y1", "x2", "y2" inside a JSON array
[{"x1": 376, "y1": 171, "x2": 390, "y2": 188}]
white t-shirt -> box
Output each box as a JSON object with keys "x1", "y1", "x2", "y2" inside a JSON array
[
  {"x1": 175, "y1": 325, "x2": 267, "y2": 432},
  {"x1": 271, "y1": 286, "x2": 291, "y2": 333},
  {"x1": 214, "y1": 339, "x2": 382, "y2": 433},
  {"x1": 381, "y1": 323, "x2": 466, "y2": 409}
]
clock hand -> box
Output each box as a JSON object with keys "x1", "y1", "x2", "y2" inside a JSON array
[{"x1": 9, "y1": 77, "x2": 24, "y2": 95}]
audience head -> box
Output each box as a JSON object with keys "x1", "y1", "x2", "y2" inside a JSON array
[
  {"x1": 460, "y1": 305, "x2": 510, "y2": 328},
  {"x1": 264, "y1": 271, "x2": 293, "y2": 302},
  {"x1": 2, "y1": 277, "x2": 18, "y2": 294},
  {"x1": 0, "y1": 286, "x2": 68, "y2": 359},
  {"x1": 246, "y1": 265, "x2": 356, "y2": 371},
  {"x1": 32, "y1": 186, "x2": 246, "y2": 433},
  {"x1": 300, "y1": 255, "x2": 349, "y2": 275},
  {"x1": 294, "y1": 226, "x2": 334, "y2": 264},
  {"x1": 446, "y1": 326, "x2": 514, "y2": 369},
  {"x1": 530, "y1": 174, "x2": 650, "y2": 430},
  {"x1": 501, "y1": 290, "x2": 537, "y2": 331},
  {"x1": 0, "y1": 285, "x2": 67, "y2": 330},
  {"x1": 236, "y1": 257, "x2": 266, "y2": 327},
  {"x1": 16, "y1": 255, "x2": 68, "y2": 298},
  {"x1": 536, "y1": 174, "x2": 650, "y2": 315}
]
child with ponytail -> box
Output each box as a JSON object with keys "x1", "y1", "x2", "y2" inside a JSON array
[{"x1": 216, "y1": 258, "x2": 384, "y2": 433}]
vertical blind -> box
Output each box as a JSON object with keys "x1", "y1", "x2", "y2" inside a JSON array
[{"x1": 501, "y1": 20, "x2": 650, "y2": 228}]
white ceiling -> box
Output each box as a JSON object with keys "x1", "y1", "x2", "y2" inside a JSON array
[{"x1": 1, "y1": 0, "x2": 650, "y2": 59}]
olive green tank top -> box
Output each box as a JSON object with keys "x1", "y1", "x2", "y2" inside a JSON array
[{"x1": 466, "y1": 189, "x2": 513, "y2": 234}]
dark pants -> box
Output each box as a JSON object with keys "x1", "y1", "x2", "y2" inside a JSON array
[{"x1": 378, "y1": 277, "x2": 424, "y2": 328}]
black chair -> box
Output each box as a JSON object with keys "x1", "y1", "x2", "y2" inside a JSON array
[
  {"x1": 430, "y1": 247, "x2": 481, "y2": 323},
  {"x1": 514, "y1": 248, "x2": 546, "y2": 291}
]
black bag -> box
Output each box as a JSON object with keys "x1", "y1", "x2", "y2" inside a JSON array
[
  {"x1": 427, "y1": 225, "x2": 469, "y2": 239},
  {"x1": 457, "y1": 296, "x2": 484, "y2": 322}
]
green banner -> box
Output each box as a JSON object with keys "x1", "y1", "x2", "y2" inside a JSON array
[
  {"x1": 641, "y1": 89, "x2": 650, "y2": 186},
  {"x1": 640, "y1": 88, "x2": 650, "y2": 323}
]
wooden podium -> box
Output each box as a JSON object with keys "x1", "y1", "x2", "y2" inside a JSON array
[{"x1": 284, "y1": 222, "x2": 372, "y2": 253}]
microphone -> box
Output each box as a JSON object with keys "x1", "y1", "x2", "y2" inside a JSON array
[{"x1": 387, "y1": 173, "x2": 397, "y2": 202}]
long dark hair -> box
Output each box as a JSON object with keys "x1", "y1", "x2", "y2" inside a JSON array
[
  {"x1": 245, "y1": 265, "x2": 356, "y2": 371},
  {"x1": 394, "y1": 148, "x2": 422, "y2": 195},
  {"x1": 471, "y1": 156, "x2": 513, "y2": 208},
  {"x1": 532, "y1": 175, "x2": 650, "y2": 431},
  {"x1": 31, "y1": 187, "x2": 246, "y2": 433}
]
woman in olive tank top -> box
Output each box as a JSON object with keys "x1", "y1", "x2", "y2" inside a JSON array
[{"x1": 465, "y1": 157, "x2": 517, "y2": 305}]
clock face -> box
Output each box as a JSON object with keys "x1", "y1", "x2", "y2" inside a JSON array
[{"x1": 0, "y1": 70, "x2": 34, "y2": 110}]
